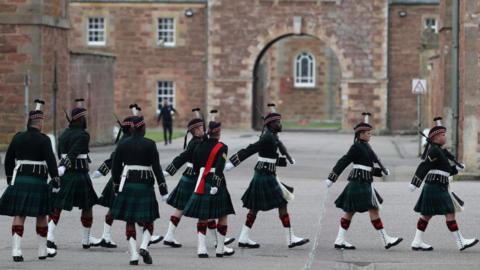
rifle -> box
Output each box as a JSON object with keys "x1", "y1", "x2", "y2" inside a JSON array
[
  {"x1": 113, "y1": 113, "x2": 123, "y2": 144},
  {"x1": 277, "y1": 138, "x2": 294, "y2": 165},
  {"x1": 365, "y1": 143, "x2": 389, "y2": 175},
  {"x1": 418, "y1": 131, "x2": 465, "y2": 169}
]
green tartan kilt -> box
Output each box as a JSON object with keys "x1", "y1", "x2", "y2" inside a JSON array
[
  {"x1": 414, "y1": 183, "x2": 455, "y2": 216},
  {"x1": 111, "y1": 182, "x2": 159, "y2": 223},
  {"x1": 98, "y1": 178, "x2": 115, "y2": 208},
  {"x1": 334, "y1": 181, "x2": 380, "y2": 213},
  {"x1": 52, "y1": 171, "x2": 98, "y2": 211},
  {"x1": 183, "y1": 180, "x2": 235, "y2": 220},
  {"x1": 167, "y1": 175, "x2": 196, "y2": 210},
  {"x1": 0, "y1": 175, "x2": 51, "y2": 217},
  {"x1": 241, "y1": 171, "x2": 287, "y2": 211}
]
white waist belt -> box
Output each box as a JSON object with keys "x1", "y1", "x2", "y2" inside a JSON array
[
  {"x1": 119, "y1": 165, "x2": 156, "y2": 192},
  {"x1": 12, "y1": 160, "x2": 47, "y2": 185},
  {"x1": 258, "y1": 157, "x2": 276, "y2": 164},
  {"x1": 186, "y1": 162, "x2": 193, "y2": 168},
  {"x1": 353, "y1": 164, "x2": 372, "y2": 172},
  {"x1": 427, "y1": 169, "x2": 450, "y2": 177},
  {"x1": 61, "y1": 154, "x2": 88, "y2": 159}
]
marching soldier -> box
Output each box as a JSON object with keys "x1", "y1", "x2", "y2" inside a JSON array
[
  {"x1": 90, "y1": 105, "x2": 163, "y2": 248},
  {"x1": 47, "y1": 99, "x2": 100, "y2": 251},
  {"x1": 225, "y1": 104, "x2": 309, "y2": 249},
  {"x1": 325, "y1": 112, "x2": 402, "y2": 250},
  {"x1": 183, "y1": 110, "x2": 235, "y2": 258},
  {"x1": 0, "y1": 99, "x2": 58, "y2": 261},
  {"x1": 163, "y1": 108, "x2": 234, "y2": 248},
  {"x1": 408, "y1": 117, "x2": 478, "y2": 251},
  {"x1": 110, "y1": 114, "x2": 169, "y2": 265}
]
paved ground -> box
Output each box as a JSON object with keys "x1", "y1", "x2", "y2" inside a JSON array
[{"x1": 0, "y1": 130, "x2": 479, "y2": 270}]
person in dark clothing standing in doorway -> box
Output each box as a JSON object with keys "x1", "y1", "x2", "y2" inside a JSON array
[{"x1": 157, "y1": 100, "x2": 177, "y2": 145}]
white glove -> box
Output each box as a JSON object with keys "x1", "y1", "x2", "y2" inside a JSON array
[
  {"x1": 224, "y1": 162, "x2": 235, "y2": 172},
  {"x1": 58, "y1": 166, "x2": 66, "y2": 177},
  {"x1": 325, "y1": 179, "x2": 333, "y2": 188},
  {"x1": 52, "y1": 187, "x2": 60, "y2": 193},
  {"x1": 161, "y1": 194, "x2": 169, "y2": 202},
  {"x1": 163, "y1": 170, "x2": 170, "y2": 177},
  {"x1": 384, "y1": 169, "x2": 390, "y2": 176},
  {"x1": 408, "y1": 184, "x2": 417, "y2": 192},
  {"x1": 210, "y1": 187, "x2": 218, "y2": 195},
  {"x1": 291, "y1": 158, "x2": 296, "y2": 165},
  {"x1": 457, "y1": 163, "x2": 465, "y2": 171},
  {"x1": 90, "y1": 170, "x2": 102, "y2": 179}
]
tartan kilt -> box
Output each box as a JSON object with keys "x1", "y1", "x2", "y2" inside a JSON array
[
  {"x1": 334, "y1": 180, "x2": 381, "y2": 213},
  {"x1": 111, "y1": 182, "x2": 159, "y2": 223},
  {"x1": 241, "y1": 171, "x2": 287, "y2": 211},
  {"x1": 183, "y1": 179, "x2": 235, "y2": 220},
  {"x1": 414, "y1": 183, "x2": 455, "y2": 215},
  {"x1": 167, "y1": 175, "x2": 196, "y2": 210},
  {"x1": 52, "y1": 171, "x2": 98, "y2": 211},
  {"x1": 0, "y1": 175, "x2": 51, "y2": 217},
  {"x1": 98, "y1": 178, "x2": 115, "y2": 208}
]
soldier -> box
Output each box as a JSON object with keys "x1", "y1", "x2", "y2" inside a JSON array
[
  {"x1": 110, "y1": 114, "x2": 169, "y2": 265},
  {"x1": 325, "y1": 112, "x2": 402, "y2": 250},
  {"x1": 408, "y1": 117, "x2": 478, "y2": 251},
  {"x1": 225, "y1": 104, "x2": 309, "y2": 249},
  {"x1": 47, "y1": 99, "x2": 100, "y2": 251},
  {"x1": 0, "y1": 99, "x2": 58, "y2": 261},
  {"x1": 90, "y1": 105, "x2": 163, "y2": 248},
  {"x1": 157, "y1": 99, "x2": 178, "y2": 145},
  {"x1": 163, "y1": 108, "x2": 234, "y2": 248},
  {"x1": 183, "y1": 110, "x2": 235, "y2": 258}
]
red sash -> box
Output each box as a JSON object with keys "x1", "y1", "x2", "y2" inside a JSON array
[{"x1": 194, "y1": 142, "x2": 224, "y2": 195}]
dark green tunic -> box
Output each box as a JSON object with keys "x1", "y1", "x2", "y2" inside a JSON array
[
  {"x1": 165, "y1": 136, "x2": 203, "y2": 210},
  {"x1": 110, "y1": 133, "x2": 168, "y2": 223},
  {"x1": 0, "y1": 127, "x2": 58, "y2": 217},
  {"x1": 229, "y1": 129, "x2": 289, "y2": 211},
  {"x1": 183, "y1": 138, "x2": 235, "y2": 219},
  {"x1": 327, "y1": 140, "x2": 385, "y2": 213},
  {"x1": 411, "y1": 144, "x2": 460, "y2": 215},
  {"x1": 53, "y1": 123, "x2": 98, "y2": 211}
]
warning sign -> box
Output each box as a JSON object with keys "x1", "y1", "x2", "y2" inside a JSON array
[{"x1": 412, "y1": 79, "x2": 427, "y2": 95}]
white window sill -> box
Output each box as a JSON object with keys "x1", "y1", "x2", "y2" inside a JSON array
[{"x1": 87, "y1": 42, "x2": 106, "y2": 47}]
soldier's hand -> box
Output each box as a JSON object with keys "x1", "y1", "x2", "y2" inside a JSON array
[
  {"x1": 291, "y1": 158, "x2": 296, "y2": 165},
  {"x1": 58, "y1": 166, "x2": 66, "y2": 177},
  {"x1": 113, "y1": 184, "x2": 120, "y2": 195},
  {"x1": 6, "y1": 176, "x2": 12, "y2": 186},
  {"x1": 161, "y1": 194, "x2": 169, "y2": 202},
  {"x1": 325, "y1": 179, "x2": 333, "y2": 188},
  {"x1": 90, "y1": 170, "x2": 103, "y2": 179},
  {"x1": 162, "y1": 170, "x2": 170, "y2": 178},
  {"x1": 408, "y1": 184, "x2": 417, "y2": 192},
  {"x1": 456, "y1": 163, "x2": 465, "y2": 171},
  {"x1": 51, "y1": 177, "x2": 61, "y2": 193},
  {"x1": 224, "y1": 162, "x2": 235, "y2": 172},
  {"x1": 210, "y1": 187, "x2": 218, "y2": 195}
]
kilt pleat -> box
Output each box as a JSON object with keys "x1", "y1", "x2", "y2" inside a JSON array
[
  {"x1": 334, "y1": 181, "x2": 380, "y2": 213},
  {"x1": 183, "y1": 180, "x2": 235, "y2": 220},
  {"x1": 98, "y1": 178, "x2": 115, "y2": 208},
  {"x1": 241, "y1": 171, "x2": 287, "y2": 211},
  {"x1": 167, "y1": 175, "x2": 196, "y2": 210},
  {"x1": 111, "y1": 182, "x2": 159, "y2": 223},
  {"x1": 52, "y1": 171, "x2": 98, "y2": 211},
  {"x1": 414, "y1": 183, "x2": 455, "y2": 215}
]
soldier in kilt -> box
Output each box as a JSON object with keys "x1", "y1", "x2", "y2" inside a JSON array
[
  {"x1": 110, "y1": 115, "x2": 169, "y2": 265},
  {"x1": 225, "y1": 104, "x2": 309, "y2": 249},
  {"x1": 0, "y1": 99, "x2": 58, "y2": 261},
  {"x1": 163, "y1": 108, "x2": 234, "y2": 248},
  {"x1": 183, "y1": 110, "x2": 235, "y2": 258},
  {"x1": 90, "y1": 105, "x2": 163, "y2": 248},
  {"x1": 325, "y1": 112, "x2": 402, "y2": 250},
  {"x1": 408, "y1": 117, "x2": 478, "y2": 251},
  {"x1": 47, "y1": 99, "x2": 100, "y2": 251}
]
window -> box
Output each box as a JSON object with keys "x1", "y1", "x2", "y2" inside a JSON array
[
  {"x1": 294, "y1": 52, "x2": 316, "y2": 88},
  {"x1": 87, "y1": 17, "x2": 106, "y2": 46},
  {"x1": 157, "y1": 81, "x2": 175, "y2": 112},
  {"x1": 157, "y1": 18, "x2": 175, "y2": 47},
  {"x1": 424, "y1": 18, "x2": 438, "y2": 33}
]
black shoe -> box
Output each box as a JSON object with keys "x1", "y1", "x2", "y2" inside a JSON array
[
  {"x1": 47, "y1": 240, "x2": 57, "y2": 249},
  {"x1": 39, "y1": 256, "x2": 47, "y2": 260},
  {"x1": 238, "y1": 242, "x2": 260, "y2": 248},
  {"x1": 99, "y1": 238, "x2": 117, "y2": 248},
  {"x1": 139, "y1": 249, "x2": 152, "y2": 265},
  {"x1": 198, "y1": 253, "x2": 209, "y2": 258},
  {"x1": 460, "y1": 239, "x2": 479, "y2": 251},
  {"x1": 223, "y1": 249, "x2": 235, "y2": 256},
  {"x1": 288, "y1": 238, "x2": 310, "y2": 248},
  {"x1": 334, "y1": 244, "x2": 356, "y2": 250},
  {"x1": 47, "y1": 250, "x2": 57, "y2": 258},
  {"x1": 82, "y1": 244, "x2": 91, "y2": 249},
  {"x1": 224, "y1": 237, "x2": 235, "y2": 246},
  {"x1": 129, "y1": 260, "x2": 138, "y2": 265},
  {"x1": 385, "y1": 238, "x2": 403, "y2": 249},
  {"x1": 148, "y1": 235, "x2": 163, "y2": 246},
  {"x1": 13, "y1": 256, "x2": 23, "y2": 262},
  {"x1": 411, "y1": 246, "x2": 433, "y2": 251},
  {"x1": 164, "y1": 240, "x2": 182, "y2": 248}
]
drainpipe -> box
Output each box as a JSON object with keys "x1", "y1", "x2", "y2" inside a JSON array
[{"x1": 451, "y1": 0, "x2": 460, "y2": 156}]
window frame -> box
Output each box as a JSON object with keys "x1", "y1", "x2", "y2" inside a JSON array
[
  {"x1": 157, "y1": 17, "x2": 176, "y2": 47},
  {"x1": 294, "y1": 52, "x2": 316, "y2": 88},
  {"x1": 87, "y1": 17, "x2": 107, "y2": 47},
  {"x1": 156, "y1": 81, "x2": 176, "y2": 113},
  {"x1": 424, "y1": 17, "x2": 438, "y2": 33}
]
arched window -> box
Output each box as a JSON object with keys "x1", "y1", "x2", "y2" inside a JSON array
[{"x1": 294, "y1": 52, "x2": 315, "y2": 88}]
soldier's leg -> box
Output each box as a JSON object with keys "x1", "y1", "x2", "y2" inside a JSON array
[
  {"x1": 446, "y1": 213, "x2": 478, "y2": 250},
  {"x1": 411, "y1": 215, "x2": 433, "y2": 251},
  {"x1": 139, "y1": 223, "x2": 153, "y2": 264},
  {"x1": 36, "y1": 215, "x2": 56, "y2": 259},
  {"x1": 238, "y1": 209, "x2": 260, "y2": 248},
  {"x1": 216, "y1": 216, "x2": 234, "y2": 257},
  {"x1": 47, "y1": 208, "x2": 61, "y2": 249},
  {"x1": 334, "y1": 212, "x2": 355, "y2": 249},
  {"x1": 278, "y1": 204, "x2": 309, "y2": 248},
  {"x1": 168, "y1": 123, "x2": 173, "y2": 144},
  {"x1": 11, "y1": 216, "x2": 26, "y2": 262},
  {"x1": 164, "y1": 208, "x2": 183, "y2": 247},
  {"x1": 197, "y1": 219, "x2": 209, "y2": 258},
  {"x1": 126, "y1": 223, "x2": 139, "y2": 265},
  {"x1": 99, "y1": 210, "x2": 117, "y2": 248},
  {"x1": 80, "y1": 208, "x2": 97, "y2": 249},
  {"x1": 163, "y1": 123, "x2": 168, "y2": 145},
  {"x1": 369, "y1": 209, "x2": 402, "y2": 249}
]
